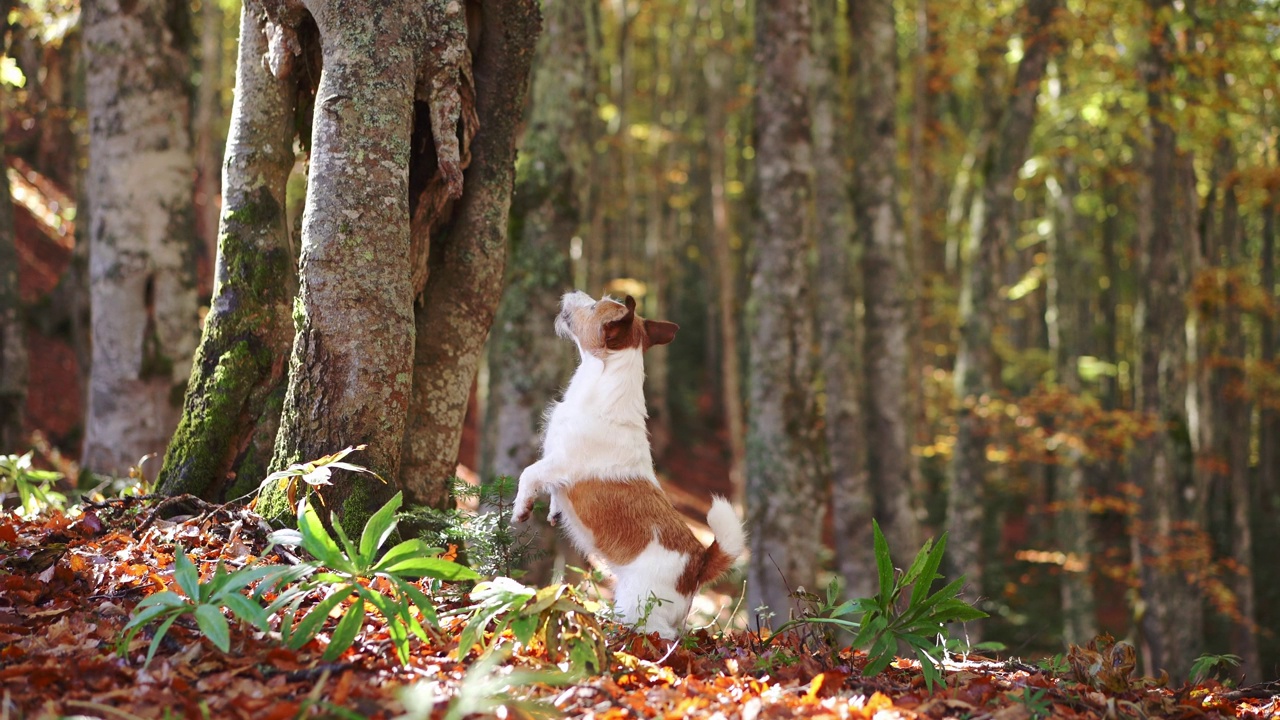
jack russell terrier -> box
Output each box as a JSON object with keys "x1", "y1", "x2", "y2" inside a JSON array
[{"x1": 513, "y1": 291, "x2": 746, "y2": 638}]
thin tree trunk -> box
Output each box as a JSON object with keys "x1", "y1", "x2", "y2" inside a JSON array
[
  {"x1": 399, "y1": 0, "x2": 542, "y2": 510},
  {"x1": 852, "y1": 0, "x2": 916, "y2": 559},
  {"x1": 1260, "y1": 183, "x2": 1278, "y2": 508},
  {"x1": 82, "y1": 0, "x2": 200, "y2": 477},
  {"x1": 813, "y1": 0, "x2": 870, "y2": 600},
  {"x1": 158, "y1": 6, "x2": 300, "y2": 500},
  {"x1": 1046, "y1": 158, "x2": 1097, "y2": 644},
  {"x1": 1217, "y1": 151, "x2": 1260, "y2": 681},
  {"x1": 948, "y1": 0, "x2": 1059, "y2": 615},
  {"x1": 703, "y1": 50, "x2": 747, "y2": 505},
  {"x1": 0, "y1": 133, "x2": 27, "y2": 452},
  {"x1": 1131, "y1": 0, "x2": 1201, "y2": 676},
  {"x1": 481, "y1": 0, "x2": 587, "y2": 581},
  {"x1": 746, "y1": 0, "x2": 821, "y2": 622},
  {"x1": 193, "y1": 0, "x2": 225, "y2": 284}
]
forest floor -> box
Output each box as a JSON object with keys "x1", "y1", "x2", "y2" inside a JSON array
[{"x1": 1, "y1": 497, "x2": 1277, "y2": 720}]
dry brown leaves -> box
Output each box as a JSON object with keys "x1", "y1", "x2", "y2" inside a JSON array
[{"x1": 0, "y1": 498, "x2": 1276, "y2": 719}]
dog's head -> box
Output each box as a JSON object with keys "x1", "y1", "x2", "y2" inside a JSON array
[{"x1": 556, "y1": 291, "x2": 678, "y2": 357}]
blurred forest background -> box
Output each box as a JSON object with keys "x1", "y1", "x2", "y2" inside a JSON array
[{"x1": 1, "y1": 0, "x2": 1278, "y2": 684}]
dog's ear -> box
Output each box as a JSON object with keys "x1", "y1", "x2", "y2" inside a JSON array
[
  {"x1": 644, "y1": 320, "x2": 678, "y2": 348},
  {"x1": 604, "y1": 297, "x2": 638, "y2": 350}
]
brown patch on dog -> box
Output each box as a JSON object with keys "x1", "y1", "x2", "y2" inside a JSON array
[
  {"x1": 564, "y1": 478, "x2": 707, "y2": 580},
  {"x1": 565, "y1": 295, "x2": 679, "y2": 357}
]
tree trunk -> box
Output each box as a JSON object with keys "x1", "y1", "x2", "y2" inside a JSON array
[
  {"x1": 0, "y1": 134, "x2": 27, "y2": 452},
  {"x1": 481, "y1": 0, "x2": 587, "y2": 581},
  {"x1": 157, "y1": 6, "x2": 300, "y2": 500},
  {"x1": 1260, "y1": 185, "x2": 1278, "y2": 509},
  {"x1": 1046, "y1": 158, "x2": 1097, "y2": 644},
  {"x1": 267, "y1": 0, "x2": 433, "y2": 530},
  {"x1": 193, "y1": 0, "x2": 225, "y2": 286},
  {"x1": 703, "y1": 50, "x2": 747, "y2": 505},
  {"x1": 82, "y1": 0, "x2": 200, "y2": 477},
  {"x1": 948, "y1": 0, "x2": 1058, "y2": 613},
  {"x1": 813, "y1": 0, "x2": 871, "y2": 600},
  {"x1": 1216, "y1": 150, "x2": 1260, "y2": 681},
  {"x1": 746, "y1": 0, "x2": 821, "y2": 622},
  {"x1": 399, "y1": 0, "x2": 542, "y2": 511},
  {"x1": 851, "y1": 0, "x2": 917, "y2": 560},
  {"x1": 1131, "y1": 0, "x2": 1200, "y2": 676}
]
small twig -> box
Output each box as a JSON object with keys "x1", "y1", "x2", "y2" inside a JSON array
[{"x1": 133, "y1": 494, "x2": 220, "y2": 535}]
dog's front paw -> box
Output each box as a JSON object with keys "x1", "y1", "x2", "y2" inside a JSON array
[{"x1": 512, "y1": 489, "x2": 535, "y2": 523}]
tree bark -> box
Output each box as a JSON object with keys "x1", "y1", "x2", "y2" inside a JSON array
[
  {"x1": 267, "y1": 0, "x2": 430, "y2": 530},
  {"x1": 851, "y1": 0, "x2": 917, "y2": 560},
  {"x1": 703, "y1": 49, "x2": 748, "y2": 505},
  {"x1": 1046, "y1": 158, "x2": 1097, "y2": 644},
  {"x1": 480, "y1": 0, "x2": 586, "y2": 581},
  {"x1": 0, "y1": 135, "x2": 27, "y2": 452},
  {"x1": 157, "y1": 5, "x2": 300, "y2": 500},
  {"x1": 813, "y1": 0, "x2": 871, "y2": 601},
  {"x1": 746, "y1": 0, "x2": 822, "y2": 622},
  {"x1": 399, "y1": 0, "x2": 541, "y2": 510},
  {"x1": 948, "y1": 0, "x2": 1058, "y2": 614},
  {"x1": 1130, "y1": 0, "x2": 1201, "y2": 676},
  {"x1": 82, "y1": 0, "x2": 200, "y2": 477}
]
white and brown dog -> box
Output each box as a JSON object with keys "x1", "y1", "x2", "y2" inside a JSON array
[{"x1": 513, "y1": 291, "x2": 745, "y2": 638}]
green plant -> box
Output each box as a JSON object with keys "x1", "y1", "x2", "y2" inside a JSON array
[
  {"x1": 453, "y1": 577, "x2": 609, "y2": 675},
  {"x1": 267, "y1": 491, "x2": 479, "y2": 664},
  {"x1": 118, "y1": 544, "x2": 284, "y2": 667},
  {"x1": 257, "y1": 444, "x2": 383, "y2": 505},
  {"x1": 1189, "y1": 652, "x2": 1242, "y2": 684},
  {"x1": 852, "y1": 521, "x2": 986, "y2": 690},
  {"x1": 768, "y1": 520, "x2": 986, "y2": 691},
  {"x1": 0, "y1": 451, "x2": 66, "y2": 517},
  {"x1": 1007, "y1": 687, "x2": 1052, "y2": 719},
  {"x1": 405, "y1": 476, "x2": 546, "y2": 579},
  {"x1": 1037, "y1": 652, "x2": 1070, "y2": 674},
  {"x1": 397, "y1": 646, "x2": 568, "y2": 720}
]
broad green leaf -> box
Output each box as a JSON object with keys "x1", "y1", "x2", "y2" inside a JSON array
[
  {"x1": 380, "y1": 556, "x2": 480, "y2": 582},
  {"x1": 330, "y1": 515, "x2": 364, "y2": 571},
  {"x1": 323, "y1": 598, "x2": 366, "y2": 661},
  {"x1": 144, "y1": 614, "x2": 181, "y2": 668},
  {"x1": 359, "y1": 492, "x2": 403, "y2": 561},
  {"x1": 872, "y1": 521, "x2": 894, "y2": 599},
  {"x1": 212, "y1": 564, "x2": 294, "y2": 600},
  {"x1": 131, "y1": 591, "x2": 186, "y2": 615},
  {"x1": 288, "y1": 586, "x2": 357, "y2": 650},
  {"x1": 124, "y1": 603, "x2": 180, "y2": 633},
  {"x1": 296, "y1": 500, "x2": 348, "y2": 570},
  {"x1": 222, "y1": 592, "x2": 269, "y2": 630},
  {"x1": 201, "y1": 563, "x2": 232, "y2": 603},
  {"x1": 194, "y1": 604, "x2": 231, "y2": 652},
  {"x1": 372, "y1": 539, "x2": 447, "y2": 574},
  {"x1": 909, "y1": 534, "x2": 948, "y2": 609},
  {"x1": 391, "y1": 577, "x2": 440, "y2": 629},
  {"x1": 511, "y1": 612, "x2": 540, "y2": 647},
  {"x1": 901, "y1": 537, "x2": 935, "y2": 587},
  {"x1": 172, "y1": 545, "x2": 200, "y2": 601}
]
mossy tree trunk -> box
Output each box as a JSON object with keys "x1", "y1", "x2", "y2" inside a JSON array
[
  {"x1": 399, "y1": 0, "x2": 542, "y2": 511},
  {"x1": 82, "y1": 0, "x2": 200, "y2": 477},
  {"x1": 157, "y1": 5, "x2": 302, "y2": 500},
  {"x1": 243, "y1": 0, "x2": 540, "y2": 535},
  {"x1": 480, "y1": 0, "x2": 587, "y2": 580},
  {"x1": 745, "y1": 0, "x2": 822, "y2": 622}
]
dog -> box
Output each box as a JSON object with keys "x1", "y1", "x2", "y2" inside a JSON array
[{"x1": 513, "y1": 291, "x2": 746, "y2": 638}]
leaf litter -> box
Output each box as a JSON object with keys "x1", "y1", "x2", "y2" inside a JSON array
[{"x1": 0, "y1": 497, "x2": 1276, "y2": 719}]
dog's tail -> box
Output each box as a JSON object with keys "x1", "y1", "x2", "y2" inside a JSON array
[{"x1": 695, "y1": 496, "x2": 747, "y2": 586}]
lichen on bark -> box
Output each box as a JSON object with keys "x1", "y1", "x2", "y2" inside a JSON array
[{"x1": 158, "y1": 5, "x2": 299, "y2": 500}]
